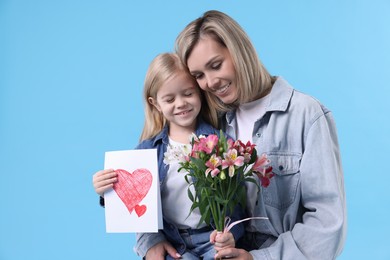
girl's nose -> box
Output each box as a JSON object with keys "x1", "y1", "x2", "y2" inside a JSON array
[{"x1": 176, "y1": 97, "x2": 187, "y2": 107}]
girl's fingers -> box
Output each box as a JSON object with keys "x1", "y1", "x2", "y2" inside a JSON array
[
  {"x1": 93, "y1": 169, "x2": 117, "y2": 182},
  {"x1": 93, "y1": 176, "x2": 117, "y2": 189},
  {"x1": 95, "y1": 168, "x2": 116, "y2": 177},
  {"x1": 96, "y1": 183, "x2": 114, "y2": 196},
  {"x1": 93, "y1": 169, "x2": 118, "y2": 196}
]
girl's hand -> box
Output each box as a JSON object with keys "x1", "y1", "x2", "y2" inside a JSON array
[
  {"x1": 210, "y1": 230, "x2": 235, "y2": 251},
  {"x1": 145, "y1": 241, "x2": 181, "y2": 260},
  {"x1": 92, "y1": 169, "x2": 118, "y2": 196}
]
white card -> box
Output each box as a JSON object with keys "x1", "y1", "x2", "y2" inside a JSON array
[{"x1": 104, "y1": 149, "x2": 163, "y2": 233}]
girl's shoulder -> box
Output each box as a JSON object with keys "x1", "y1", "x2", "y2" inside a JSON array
[{"x1": 136, "y1": 130, "x2": 167, "y2": 150}]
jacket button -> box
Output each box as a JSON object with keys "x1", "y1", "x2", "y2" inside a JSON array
[
  {"x1": 279, "y1": 165, "x2": 284, "y2": 171},
  {"x1": 256, "y1": 133, "x2": 261, "y2": 137}
]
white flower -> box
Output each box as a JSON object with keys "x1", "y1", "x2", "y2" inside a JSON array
[{"x1": 163, "y1": 143, "x2": 192, "y2": 165}]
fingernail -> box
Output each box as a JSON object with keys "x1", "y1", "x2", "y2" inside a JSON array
[{"x1": 175, "y1": 253, "x2": 181, "y2": 258}]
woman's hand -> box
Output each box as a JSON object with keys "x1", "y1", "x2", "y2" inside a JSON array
[
  {"x1": 210, "y1": 230, "x2": 235, "y2": 251},
  {"x1": 214, "y1": 247, "x2": 253, "y2": 260},
  {"x1": 92, "y1": 169, "x2": 118, "y2": 196},
  {"x1": 145, "y1": 241, "x2": 181, "y2": 260}
]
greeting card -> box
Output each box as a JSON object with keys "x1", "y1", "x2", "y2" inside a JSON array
[{"x1": 104, "y1": 149, "x2": 162, "y2": 233}]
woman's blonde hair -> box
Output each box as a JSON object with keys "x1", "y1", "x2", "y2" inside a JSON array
[
  {"x1": 175, "y1": 10, "x2": 274, "y2": 112},
  {"x1": 140, "y1": 53, "x2": 218, "y2": 141}
]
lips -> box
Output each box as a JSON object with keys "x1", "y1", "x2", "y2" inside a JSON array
[
  {"x1": 175, "y1": 109, "x2": 192, "y2": 116},
  {"x1": 213, "y1": 82, "x2": 231, "y2": 95}
]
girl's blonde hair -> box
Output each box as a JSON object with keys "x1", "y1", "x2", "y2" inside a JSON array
[
  {"x1": 140, "y1": 53, "x2": 218, "y2": 141},
  {"x1": 175, "y1": 10, "x2": 275, "y2": 112}
]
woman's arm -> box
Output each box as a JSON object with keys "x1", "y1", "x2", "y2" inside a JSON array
[{"x1": 252, "y1": 112, "x2": 346, "y2": 259}]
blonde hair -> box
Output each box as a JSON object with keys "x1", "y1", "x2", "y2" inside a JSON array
[
  {"x1": 140, "y1": 53, "x2": 218, "y2": 141},
  {"x1": 175, "y1": 10, "x2": 274, "y2": 112}
]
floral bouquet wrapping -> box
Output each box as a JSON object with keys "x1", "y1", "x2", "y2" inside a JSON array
[{"x1": 164, "y1": 131, "x2": 274, "y2": 233}]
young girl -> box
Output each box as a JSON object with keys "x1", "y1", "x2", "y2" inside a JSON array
[{"x1": 92, "y1": 53, "x2": 244, "y2": 260}]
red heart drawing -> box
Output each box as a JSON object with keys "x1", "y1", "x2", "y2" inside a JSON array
[
  {"x1": 113, "y1": 168, "x2": 153, "y2": 217},
  {"x1": 134, "y1": 204, "x2": 147, "y2": 217}
]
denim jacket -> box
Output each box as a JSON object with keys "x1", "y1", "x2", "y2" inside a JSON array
[
  {"x1": 134, "y1": 119, "x2": 245, "y2": 257},
  {"x1": 221, "y1": 77, "x2": 346, "y2": 259}
]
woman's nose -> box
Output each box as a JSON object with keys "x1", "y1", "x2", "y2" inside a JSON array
[{"x1": 205, "y1": 73, "x2": 218, "y2": 90}]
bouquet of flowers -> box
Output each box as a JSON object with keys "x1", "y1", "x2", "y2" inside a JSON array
[{"x1": 164, "y1": 131, "x2": 274, "y2": 232}]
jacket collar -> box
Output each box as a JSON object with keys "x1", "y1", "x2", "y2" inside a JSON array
[{"x1": 225, "y1": 76, "x2": 293, "y2": 124}]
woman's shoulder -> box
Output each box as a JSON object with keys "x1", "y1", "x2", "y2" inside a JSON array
[
  {"x1": 291, "y1": 89, "x2": 330, "y2": 115},
  {"x1": 272, "y1": 77, "x2": 331, "y2": 121},
  {"x1": 276, "y1": 77, "x2": 328, "y2": 113}
]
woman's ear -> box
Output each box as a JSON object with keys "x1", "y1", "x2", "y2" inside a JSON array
[{"x1": 148, "y1": 97, "x2": 161, "y2": 112}]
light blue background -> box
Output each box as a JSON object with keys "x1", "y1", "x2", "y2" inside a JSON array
[{"x1": 1, "y1": 1, "x2": 389, "y2": 259}]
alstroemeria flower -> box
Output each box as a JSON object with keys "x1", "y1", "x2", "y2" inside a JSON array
[
  {"x1": 163, "y1": 143, "x2": 192, "y2": 165},
  {"x1": 227, "y1": 139, "x2": 245, "y2": 155},
  {"x1": 222, "y1": 149, "x2": 244, "y2": 177},
  {"x1": 252, "y1": 154, "x2": 274, "y2": 187},
  {"x1": 205, "y1": 154, "x2": 221, "y2": 177},
  {"x1": 197, "y1": 134, "x2": 219, "y2": 154},
  {"x1": 256, "y1": 169, "x2": 274, "y2": 187},
  {"x1": 252, "y1": 153, "x2": 271, "y2": 173},
  {"x1": 227, "y1": 138, "x2": 235, "y2": 149},
  {"x1": 234, "y1": 140, "x2": 246, "y2": 154},
  {"x1": 244, "y1": 141, "x2": 256, "y2": 154}
]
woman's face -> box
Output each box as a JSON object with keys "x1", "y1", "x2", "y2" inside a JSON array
[{"x1": 187, "y1": 36, "x2": 238, "y2": 104}]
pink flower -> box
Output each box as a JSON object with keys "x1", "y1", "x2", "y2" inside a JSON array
[
  {"x1": 227, "y1": 139, "x2": 245, "y2": 154},
  {"x1": 197, "y1": 134, "x2": 219, "y2": 154},
  {"x1": 205, "y1": 154, "x2": 222, "y2": 177},
  {"x1": 252, "y1": 154, "x2": 271, "y2": 173},
  {"x1": 252, "y1": 154, "x2": 274, "y2": 187},
  {"x1": 222, "y1": 149, "x2": 245, "y2": 177},
  {"x1": 227, "y1": 138, "x2": 235, "y2": 149}
]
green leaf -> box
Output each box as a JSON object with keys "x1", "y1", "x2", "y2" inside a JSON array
[
  {"x1": 215, "y1": 196, "x2": 228, "y2": 205},
  {"x1": 187, "y1": 187, "x2": 195, "y2": 202}
]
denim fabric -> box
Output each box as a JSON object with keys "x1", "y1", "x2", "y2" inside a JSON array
[
  {"x1": 167, "y1": 228, "x2": 215, "y2": 260},
  {"x1": 134, "y1": 119, "x2": 245, "y2": 257},
  {"x1": 222, "y1": 77, "x2": 347, "y2": 259}
]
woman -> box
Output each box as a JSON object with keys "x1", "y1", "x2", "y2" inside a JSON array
[{"x1": 149, "y1": 10, "x2": 346, "y2": 260}]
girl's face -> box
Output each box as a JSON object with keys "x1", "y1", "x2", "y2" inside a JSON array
[
  {"x1": 149, "y1": 71, "x2": 201, "y2": 133},
  {"x1": 187, "y1": 36, "x2": 238, "y2": 104}
]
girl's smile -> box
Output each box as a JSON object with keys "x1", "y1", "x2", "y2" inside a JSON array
[{"x1": 149, "y1": 71, "x2": 202, "y2": 135}]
